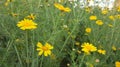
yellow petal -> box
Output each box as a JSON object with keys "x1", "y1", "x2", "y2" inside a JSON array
[
  {"x1": 44, "y1": 51, "x2": 48, "y2": 56},
  {"x1": 37, "y1": 42, "x2": 43, "y2": 47},
  {"x1": 36, "y1": 48, "x2": 42, "y2": 51},
  {"x1": 45, "y1": 43, "x2": 53, "y2": 49},
  {"x1": 38, "y1": 50, "x2": 43, "y2": 56},
  {"x1": 47, "y1": 50, "x2": 51, "y2": 55}
]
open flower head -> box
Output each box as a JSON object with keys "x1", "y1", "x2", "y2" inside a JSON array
[
  {"x1": 85, "y1": 27, "x2": 91, "y2": 33},
  {"x1": 116, "y1": 6, "x2": 120, "y2": 12},
  {"x1": 98, "y1": 49, "x2": 106, "y2": 55},
  {"x1": 54, "y1": 3, "x2": 71, "y2": 12},
  {"x1": 85, "y1": 7, "x2": 91, "y2": 13},
  {"x1": 115, "y1": 14, "x2": 120, "y2": 19},
  {"x1": 115, "y1": 61, "x2": 120, "y2": 67},
  {"x1": 81, "y1": 42, "x2": 97, "y2": 54},
  {"x1": 109, "y1": 15, "x2": 115, "y2": 20},
  {"x1": 89, "y1": 15, "x2": 97, "y2": 20},
  {"x1": 17, "y1": 19, "x2": 37, "y2": 30},
  {"x1": 112, "y1": 45, "x2": 117, "y2": 51},
  {"x1": 37, "y1": 42, "x2": 53, "y2": 56},
  {"x1": 101, "y1": 9, "x2": 108, "y2": 15},
  {"x1": 96, "y1": 20, "x2": 103, "y2": 26},
  {"x1": 27, "y1": 14, "x2": 36, "y2": 20}
]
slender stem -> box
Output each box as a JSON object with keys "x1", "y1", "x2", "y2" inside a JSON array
[
  {"x1": 25, "y1": 31, "x2": 29, "y2": 67},
  {"x1": 14, "y1": 45, "x2": 23, "y2": 67},
  {"x1": 79, "y1": 54, "x2": 85, "y2": 67},
  {"x1": 40, "y1": 55, "x2": 44, "y2": 67},
  {"x1": 31, "y1": 31, "x2": 35, "y2": 67},
  {"x1": 37, "y1": 0, "x2": 42, "y2": 8},
  {"x1": 0, "y1": 40, "x2": 13, "y2": 66},
  {"x1": 59, "y1": 22, "x2": 78, "y2": 53}
]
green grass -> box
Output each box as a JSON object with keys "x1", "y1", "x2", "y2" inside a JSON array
[{"x1": 0, "y1": 0, "x2": 120, "y2": 67}]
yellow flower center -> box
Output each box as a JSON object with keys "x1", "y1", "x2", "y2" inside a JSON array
[
  {"x1": 42, "y1": 46, "x2": 48, "y2": 51},
  {"x1": 24, "y1": 23, "x2": 31, "y2": 27},
  {"x1": 86, "y1": 46, "x2": 92, "y2": 50}
]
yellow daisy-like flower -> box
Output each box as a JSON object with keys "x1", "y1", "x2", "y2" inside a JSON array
[
  {"x1": 75, "y1": 41, "x2": 80, "y2": 46},
  {"x1": 54, "y1": 3, "x2": 71, "y2": 12},
  {"x1": 101, "y1": 9, "x2": 108, "y2": 15},
  {"x1": 81, "y1": 42, "x2": 97, "y2": 54},
  {"x1": 36, "y1": 42, "x2": 53, "y2": 56},
  {"x1": 89, "y1": 15, "x2": 97, "y2": 20},
  {"x1": 86, "y1": 62, "x2": 94, "y2": 67},
  {"x1": 12, "y1": 13, "x2": 18, "y2": 17},
  {"x1": 98, "y1": 49, "x2": 106, "y2": 55},
  {"x1": 109, "y1": 15, "x2": 115, "y2": 20},
  {"x1": 85, "y1": 27, "x2": 91, "y2": 33},
  {"x1": 27, "y1": 14, "x2": 36, "y2": 20},
  {"x1": 116, "y1": 6, "x2": 120, "y2": 12},
  {"x1": 17, "y1": 19, "x2": 37, "y2": 30},
  {"x1": 115, "y1": 14, "x2": 120, "y2": 19},
  {"x1": 112, "y1": 45, "x2": 117, "y2": 51},
  {"x1": 96, "y1": 20, "x2": 103, "y2": 26},
  {"x1": 108, "y1": 24, "x2": 113, "y2": 27},
  {"x1": 85, "y1": 7, "x2": 91, "y2": 13},
  {"x1": 4, "y1": 2, "x2": 9, "y2": 6},
  {"x1": 115, "y1": 61, "x2": 120, "y2": 67}
]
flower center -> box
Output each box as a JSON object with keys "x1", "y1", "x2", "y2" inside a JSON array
[
  {"x1": 86, "y1": 46, "x2": 92, "y2": 51},
  {"x1": 24, "y1": 23, "x2": 31, "y2": 27},
  {"x1": 42, "y1": 46, "x2": 48, "y2": 51}
]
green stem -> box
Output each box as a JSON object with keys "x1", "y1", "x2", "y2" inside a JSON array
[
  {"x1": 37, "y1": 0, "x2": 42, "y2": 8},
  {"x1": 40, "y1": 55, "x2": 44, "y2": 67},
  {"x1": 31, "y1": 31, "x2": 35, "y2": 67},
  {"x1": 14, "y1": 45, "x2": 23, "y2": 67},
  {"x1": 79, "y1": 54, "x2": 85, "y2": 67},
  {"x1": 59, "y1": 22, "x2": 78, "y2": 53},
  {"x1": 26, "y1": 31, "x2": 29, "y2": 67}
]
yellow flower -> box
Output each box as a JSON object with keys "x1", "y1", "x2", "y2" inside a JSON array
[
  {"x1": 109, "y1": 15, "x2": 115, "y2": 20},
  {"x1": 108, "y1": 24, "x2": 113, "y2": 27},
  {"x1": 112, "y1": 45, "x2": 117, "y2": 51},
  {"x1": 54, "y1": 3, "x2": 71, "y2": 12},
  {"x1": 75, "y1": 42, "x2": 80, "y2": 46},
  {"x1": 27, "y1": 14, "x2": 36, "y2": 20},
  {"x1": 89, "y1": 15, "x2": 97, "y2": 20},
  {"x1": 4, "y1": 2, "x2": 9, "y2": 6},
  {"x1": 81, "y1": 42, "x2": 97, "y2": 54},
  {"x1": 4, "y1": 0, "x2": 13, "y2": 6},
  {"x1": 86, "y1": 62, "x2": 94, "y2": 67},
  {"x1": 115, "y1": 14, "x2": 120, "y2": 19},
  {"x1": 85, "y1": 7, "x2": 91, "y2": 13},
  {"x1": 7, "y1": 0, "x2": 13, "y2": 2},
  {"x1": 85, "y1": 27, "x2": 91, "y2": 33},
  {"x1": 116, "y1": 6, "x2": 120, "y2": 12},
  {"x1": 115, "y1": 61, "x2": 120, "y2": 67},
  {"x1": 11, "y1": 12, "x2": 18, "y2": 17},
  {"x1": 98, "y1": 49, "x2": 106, "y2": 55},
  {"x1": 50, "y1": 53, "x2": 56, "y2": 60},
  {"x1": 17, "y1": 19, "x2": 37, "y2": 30},
  {"x1": 101, "y1": 9, "x2": 108, "y2": 15},
  {"x1": 96, "y1": 20, "x2": 103, "y2": 26},
  {"x1": 37, "y1": 42, "x2": 53, "y2": 56}
]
